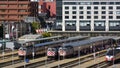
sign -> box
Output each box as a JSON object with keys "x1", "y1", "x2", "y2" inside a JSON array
[
  {"x1": 0, "y1": 43, "x2": 2, "y2": 47},
  {"x1": 32, "y1": 52, "x2": 35, "y2": 57},
  {"x1": 6, "y1": 42, "x2": 14, "y2": 50},
  {"x1": 5, "y1": 34, "x2": 10, "y2": 39}
]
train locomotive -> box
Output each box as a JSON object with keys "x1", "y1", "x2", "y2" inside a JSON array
[
  {"x1": 105, "y1": 47, "x2": 120, "y2": 62},
  {"x1": 58, "y1": 36, "x2": 114, "y2": 58}
]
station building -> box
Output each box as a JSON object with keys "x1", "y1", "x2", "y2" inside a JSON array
[{"x1": 55, "y1": 0, "x2": 120, "y2": 31}]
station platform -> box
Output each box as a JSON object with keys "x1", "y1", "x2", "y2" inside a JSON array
[{"x1": 3, "y1": 56, "x2": 46, "y2": 68}]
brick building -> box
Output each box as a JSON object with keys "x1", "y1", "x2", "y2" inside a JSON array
[
  {"x1": 38, "y1": 0, "x2": 56, "y2": 18},
  {"x1": 0, "y1": 0, "x2": 38, "y2": 23}
]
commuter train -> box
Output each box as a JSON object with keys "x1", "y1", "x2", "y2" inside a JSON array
[
  {"x1": 18, "y1": 36, "x2": 88, "y2": 58},
  {"x1": 105, "y1": 47, "x2": 120, "y2": 62},
  {"x1": 47, "y1": 36, "x2": 89, "y2": 59},
  {"x1": 58, "y1": 36, "x2": 118, "y2": 58}
]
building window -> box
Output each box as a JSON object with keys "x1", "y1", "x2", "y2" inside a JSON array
[
  {"x1": 65, "y1": 6, "x2": 69, "y2": 9},
  {"x1": 116, "y1": 11, "x2": 120, "y2": 14},
  {"x1": 109, "y1": 16, "x2": 113, "y2": 19},
  {"x1": 87, "y1": 6, "x2": 91, "y2": 10},
  {"x1": 87, "y1": 11, "x2": 91, "y2": 14},
  {"x1": 79, "y1": 7, "x2": 83, "y2": 9},
  {"x1": 94, "y1": 21, "x2": 105, "y2": 26},
  {"x1": 79, "y1": 21, "x2": 90, "y2": 26},
  {"x1": 72, "y1": 11, "x2": 76, "y2": 14},
  {"x1": 116, "y1": 16, "x2": 120, "y2": 19},
  {"x1": 109, "y1": 11, "x2": 113, "y2": 14},
  {"x1": 94, "y1": 6, "x2": 98, "y2": 9},
  {"x1": 72, "y1": 16, "x2": 76, "y2": 19},
  {"x1": 115, "y1": 2, "x2": 120, "y2": 5},
  {"x1": 94, "y1": 16, "x2": 98, "y2": 19},
  {"x1": 108, "y1": 2, "x2": 114, "y2": 5},
  {"x1": 72, "y1": 6, "x2": 76, "y2": 10},
  {"x1": 101, "y1": 16, "x2": 106, "y2": 19},
  {"x1": 79, "y1": 16, "x2": 84, "y2": 19},
  {"x1": 117, "y1": 6, "x2": 120, "y2": 9},
  {"x1": 102, "y1": 11, "x2": 106, "y2": 14},
  {"x1": 65, "y1": 16, "x2": 69, "y2": 19},
  {"x1": 109, "y1": 6, "x2": 113, "y2": 9},
  {"x1": 102, "y1": 6, "x2": 106, "y2": 9},
  {"x1": 94, "y1": 11, "x2": 98, "y2": 14},
  {"x1": 101, "y1": 2, "x2": 106, "y2": 5},
  {"x1": 65, "y1": 11, "x2": 69, "y2": 14},
  {"x1": 87, "y1": 16, "x2": 91, "y2": 19},
  {"x1": 79, "y1": 11, "x2": 84, "y2": 14},
  {"x1": 93, "y1": 2, "x2": 99, "y2": 5}
]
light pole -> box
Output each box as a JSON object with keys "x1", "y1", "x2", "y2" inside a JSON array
[
  {"x1": 58, "y1": 49, "x2": 60, "y2": 68},
  {"x1": 78, "y1": 47, "x2": 81, "y2": 67},
  {"x1": 2, "y1": 39, "x2": 5, "y2": 60},
  {"x1": 32, "y1": 42, "x2": 35, "y2": 60},
  {"x1": 45, "y1": 46, "x2": 47, "y2": 68}
]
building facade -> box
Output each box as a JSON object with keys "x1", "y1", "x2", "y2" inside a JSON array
[
  {"x1": 55, "y1": 0, "x2": 120, "y2": 31},
  {"x1": 38, "y1": 0, "x2": 56, "y2": 18},
  {"x1": 0, "y1": 0, "x2": 38, "y2": 23}
]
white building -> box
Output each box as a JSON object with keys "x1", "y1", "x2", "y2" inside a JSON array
[{"x1": 55, "y1": 0, "x2": 120, "y2": 31}]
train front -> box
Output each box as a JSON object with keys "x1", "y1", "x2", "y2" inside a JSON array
[
  {"x1": 58, "y1": 47, "x2": 67, "y2": 58},
  {"x1": 18, "y1": 47, "x2": 26, "y2": 59},
  {"x1": 47, "y1": 48, "x2": 58, "y2": 59},
  {"x1": 105, "y1": 49, "x2": 115, "y2": 62}
]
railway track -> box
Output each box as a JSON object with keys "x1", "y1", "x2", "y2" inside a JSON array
[
  {"x1": 17, "y1": 59, "x2": 56, "y2": 68},
  {"x1": 51, "y1": 50, "x2": 106, "y2": 68},
  {"x1": 16, "y1": 50, "x2": 105, "y2": 68},
  {"x1": 87, "y1": 61, "x2": 110, "y2": 68}
]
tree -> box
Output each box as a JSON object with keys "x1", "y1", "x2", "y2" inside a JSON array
[
  {"x1": 31, "y1": 22, "x2": 40, "y2": 34},
  {"x1": 42, "y1": 32, "x2": 51, "y2": 37}
]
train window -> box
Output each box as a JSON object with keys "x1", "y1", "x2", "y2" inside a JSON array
[{"x1": 106, "y1": 49, "x2": 120, "y2": 55}]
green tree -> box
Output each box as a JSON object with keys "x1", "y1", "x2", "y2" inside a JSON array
[
  {"x1": 42, "y1": 32, "x2": 52, "y2": 37},
  {"x1": 31, "y1": 22, "x2": 40, "y2": 34}
]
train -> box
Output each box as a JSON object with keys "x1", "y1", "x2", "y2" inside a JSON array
[
  {"x1": 47, "y1": 36, "x2": 116, "y2": 59},
  {"x1": 58, "y1": 36, "x2": 120, "y2": 58},
  {"x1": 18, "y1": 36, "x2": 89, "y2": 58},
  {"x1": 105, "y1": 47, "x2": 120, "y2": 62}
]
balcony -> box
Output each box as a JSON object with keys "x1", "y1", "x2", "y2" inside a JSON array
[
  {"x1": 0, "y1": 12, "x2": 8, "y2": 14},
  {"x1": 18, "y1": 12, "x2": 30, "y2": 15},
  {"x1": 18, "y1": 1, "x2": 30, "y2": 4},
  {"x1": 8, "y1": 1, "x2": 18, "y2": 4},
  {"x1": 0, "y1": 6, "x2": 8, "y2": 9}
]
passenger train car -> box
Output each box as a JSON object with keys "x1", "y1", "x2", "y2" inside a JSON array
[
  {"x1": 18, "y1": 36, "x2": 89, "y2": 58},
  {"x1": 58, "y1": 36, "x2": 115, "y2": 58}
]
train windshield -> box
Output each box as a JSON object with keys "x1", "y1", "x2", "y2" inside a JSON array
[
  {"x1": 48, "y1": 48, "x2": 56, "y2": 51},
  {"x1": 106, "y1": 49, "x2": 120, "y2": 55},
  {"x1": 19, "y1": 47, "x2": 26, "y2": 51},
  {"x1": 59, "y1": 47, "x2": 67, "y2": 51}
]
